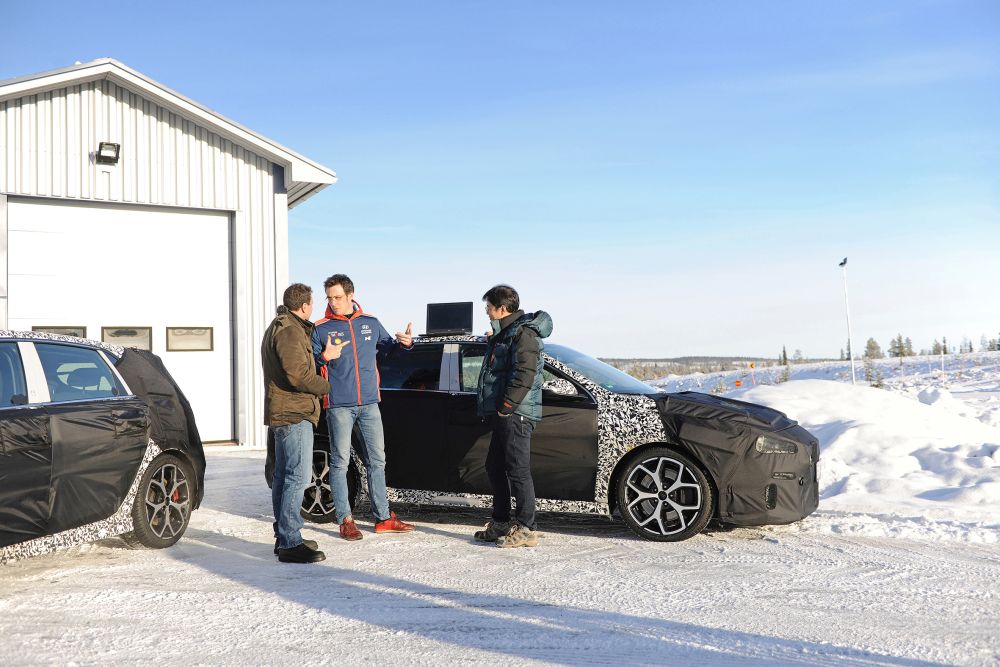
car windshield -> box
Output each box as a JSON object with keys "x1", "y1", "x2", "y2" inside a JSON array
[{"x1": 544, "y1": 344, "x2": 661, "y2": 395}]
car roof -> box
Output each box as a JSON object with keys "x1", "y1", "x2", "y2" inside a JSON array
[
  {"x1": 414, "y1": 334, "x2": 487, "y2": 344},
  {"x1": 0, "y1": 330, "x2": 125, "y2": 356}
]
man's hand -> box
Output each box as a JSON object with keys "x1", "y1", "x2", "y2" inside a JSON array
[
  {"x1": 395, "y1": 322, "x2": 413, "y2": 346},
  {"x1": 322, "y1": 334, "x2": 351, "y2": 361}
]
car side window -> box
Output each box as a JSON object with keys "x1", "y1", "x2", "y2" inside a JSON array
[
  {"x1": 34, "y1": 343, "x2": 125, "y2": 402},
  {"x1": 542, "y1": 365, "x2": 585, "y2": 397},
  {"x1": 459, "y1": 346, "x2": 485, "y2": 392},
  {"x1": 379, "y1": 345, "x2": 443, "y2": 390},
  {"x1": 0, "y1": 343, "x2": 28, "y2": 406}
]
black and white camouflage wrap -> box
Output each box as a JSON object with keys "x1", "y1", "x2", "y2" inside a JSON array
[
  {"x1": 543, "y1": 356, "x2": 666, "y2": 511},
  {"x1": 365, "y1": 336, "x2": 669, "y2": 517},
  {"x1": 0, "y1": 330, "x2": 125, "y2": 357},
  {"x1": 0, "y1": 440, "x2": 161, "y2": 564}
]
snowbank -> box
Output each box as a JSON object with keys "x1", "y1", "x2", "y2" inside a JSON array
[{"x1": 729, "y1": 379, "x2": 999, "y2": 541}]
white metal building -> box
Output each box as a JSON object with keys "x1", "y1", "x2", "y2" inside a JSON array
[{"x1": 0, "y1": 59, "x2": 336, "y2": 446}]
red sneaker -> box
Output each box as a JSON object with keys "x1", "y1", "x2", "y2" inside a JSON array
[
  {"x1": 374, "y1": 512, "x2": 415, "y2": 533},
  {"x1": 340, "y1": 519, "x2": 363, "y2": 541}
]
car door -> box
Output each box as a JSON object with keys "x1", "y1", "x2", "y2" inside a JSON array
[
  {"x1": 444, "y1": 343, "x2": 492, "y2": 493},
  {"x1": 446, "y1": 343, "x2": 600, "y2": 500},
  {"x1": 377, "y1": 343, "x2": 451, "y2": 491},
  {"x1": 530, "y1": 366, "x2": 599, "y2": 500},
  {"x1": 32, "y1": 342, "x2": 150, "y2": 533},
  {"x1": 0, "y1": 342, "x2": 52, "y2": 548}
]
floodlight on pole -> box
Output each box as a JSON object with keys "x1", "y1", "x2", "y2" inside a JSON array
[{"x1": 839, "y1": 257, "x2": 857, "y2": 385}]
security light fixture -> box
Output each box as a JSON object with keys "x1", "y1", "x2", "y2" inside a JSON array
[{"x1": 96, "y1": 141, "x2": 120, "y2": 165}]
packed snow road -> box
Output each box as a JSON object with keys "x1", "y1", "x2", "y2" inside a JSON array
[{"x1": 1, "y1": 449, "x2": 997, "y2": 666}]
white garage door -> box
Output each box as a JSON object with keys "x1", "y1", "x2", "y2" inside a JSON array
[{"x1": 7, "y1": 198, "x2": 234, "y2": 441}]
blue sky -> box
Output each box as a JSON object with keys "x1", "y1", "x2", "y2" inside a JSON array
[{"x1": 5, "y1": 1, "x2": 999, "y2": 357}]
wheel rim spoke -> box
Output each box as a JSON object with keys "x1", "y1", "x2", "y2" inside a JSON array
[
  {"x1": 625, "y1": 455, "x2": 703, "y2": 536},
  {"x1": 303, "y1": 452, "x2": 336, "y2": 517},
  {"x1": 145, "y1": 463, "x2": 189, "y2": 539}
]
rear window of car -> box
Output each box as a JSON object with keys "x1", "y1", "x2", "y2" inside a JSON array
[
  {"x1": 35, "y1": 343, "x2": 126, "y2": 402},
  {"x1": 379, "y1": 345, "x2": 443, "y2": 390},
  {"x1": 0, "y1": 343, "x2": 28, "y2": 406},
  {"x1": 459, "y1": 345, "x2": 485, "y2": 392}
]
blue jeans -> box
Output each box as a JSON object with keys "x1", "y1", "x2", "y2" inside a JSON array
[
  {"x1": 326, "y1": 403, "x2": 390, "y2": 523},
  {"x1": 271, "y1": 420, "x2": 313, "y2": 550}
]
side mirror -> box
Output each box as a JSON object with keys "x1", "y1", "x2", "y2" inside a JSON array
[
  {"x1": 542, "y1": 378, "x2": 577, "y2": 397},
  {"x1": 10, "y1": 394, "x2": 28, "y2": 406}
]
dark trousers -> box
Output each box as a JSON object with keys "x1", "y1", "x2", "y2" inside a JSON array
[{"x1": 485, "y1": 414, "x2": 537, "y2": 530}]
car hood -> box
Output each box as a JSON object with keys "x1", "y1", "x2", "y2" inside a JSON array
[{"x1": 654, "y1": 391, "x2": 798, "y2": 432}]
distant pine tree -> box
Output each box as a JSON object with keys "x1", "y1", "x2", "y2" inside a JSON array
[
  {"x1": 864, "y1": 337, "x2": 883, "y2": 359},
  {"x1": 904, "y1": 337, "x2": 915, "y2": 356},
  {"x1": 932, "y1": 339, "x2": 942, "y2": 355},
  {"x1": 942, "y1": 336, "x2": 949, "y2": 354},
  {"x1": 839, "y1": 348, "x2": 845, "y2": 361}
]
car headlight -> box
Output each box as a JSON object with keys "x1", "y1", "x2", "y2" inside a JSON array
[{"x1": 755, "y1": 435, "x2": 798, "y2": 454}]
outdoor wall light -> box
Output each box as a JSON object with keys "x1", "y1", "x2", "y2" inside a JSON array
[{"x1": 96, "y1": 141, "x2": 120, "y2": 165}]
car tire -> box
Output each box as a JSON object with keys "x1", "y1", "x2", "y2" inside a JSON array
[
  {"x1": 122, "y1": 453, "x2": 194, "y2": 549},
  {"x1": 616, "y1": 446, "x2": 713, "y2": 542},
  {"x1": 300, "y1": 448, "x2": 358, "y2": 524}
]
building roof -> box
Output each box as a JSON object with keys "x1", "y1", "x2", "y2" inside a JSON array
[{"x1": 0, "y1": 58, "x2": 336, "y2": 207}]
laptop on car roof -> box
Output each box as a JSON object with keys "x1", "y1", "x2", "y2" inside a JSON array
[{"x1": 426, "y1": 302, "x2": 473, "y2": 336}]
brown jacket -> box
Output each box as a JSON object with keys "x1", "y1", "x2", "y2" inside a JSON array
[{"x1": 261, "y1": 311, "x2": 330, "y2": 426}]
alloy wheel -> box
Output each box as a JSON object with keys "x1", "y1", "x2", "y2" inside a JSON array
[
  {"x1": 144, "y1": 463, "x2": 191, "y2": 539},
  {"x1": 623, "y1": 455, "x2": 703, "y2": 536},
  {"x1": 302, "y1": 450, "x2": 336, "y2": 519}
]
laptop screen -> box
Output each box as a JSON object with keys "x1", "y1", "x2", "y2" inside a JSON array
[{"x1": 426, "y1": 302, "x2": 473, "y2": 335}]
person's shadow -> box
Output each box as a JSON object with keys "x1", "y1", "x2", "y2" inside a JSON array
[{"x1": 169, "y1": 526, "x2": 935, "y2": 666}]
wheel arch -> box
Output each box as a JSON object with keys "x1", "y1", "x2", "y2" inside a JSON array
[{"x1": 607, "y1": 441, "x2": 720, "y2": 518}]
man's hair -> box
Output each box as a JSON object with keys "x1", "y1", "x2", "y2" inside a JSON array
[
  {"x1": 482, "y1": 284, "x2": 519, "y2": 313},
  {"x1": 323, "y1": 273, "x2": 355, "y2": 295},
  {"x1": 282, "y1": 283, "x2": 313, "y2": 311}
]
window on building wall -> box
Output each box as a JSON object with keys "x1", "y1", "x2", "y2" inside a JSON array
[
  {"x1": 102, "y1": 327, "x2": 152, "y2": 351},
  {"x1": 32, "y1": 326, "x2": 87, "y2": 339},
  {"x1": 166, "y1": 327, "x2": 213, "y2": 351}
]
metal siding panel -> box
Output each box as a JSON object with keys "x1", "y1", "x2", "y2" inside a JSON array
[
  {"x1": 50, "y1": 90, "x2": 61, "y2": 197},
  {"x1": 0, "y1": 101, "x2": 6, "y2": 192},
  {"x1": 1, "y1": 78, "x2": 286, "y2": 447},
  {"x1": 36, "y1": 92, "x2": 48, "y2": 197},
  {"x1": 71, "y1": 85, "x2": 79, "y2": 198}
]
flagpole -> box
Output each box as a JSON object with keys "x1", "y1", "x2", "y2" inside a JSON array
[{"x1": 840, "y1": 258, "x2": 857, "y2": 385}]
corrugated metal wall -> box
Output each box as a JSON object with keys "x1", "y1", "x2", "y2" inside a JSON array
[{"x1": 0, "y1": 79, "x2": 280, "y2": 447}]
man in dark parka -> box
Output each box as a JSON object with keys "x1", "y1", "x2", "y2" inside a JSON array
[{"x1": 475, "y1": 284, "x2": 553, "y2": 548}]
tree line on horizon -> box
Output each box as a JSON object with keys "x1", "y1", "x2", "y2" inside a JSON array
[{"x1": 841, "y1": 331, "x2": 1000, "y2": 362}]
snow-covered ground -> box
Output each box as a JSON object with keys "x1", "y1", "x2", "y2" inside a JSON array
[{"x1": 1, "y1": 355, "x2": 999, "y2": 665}]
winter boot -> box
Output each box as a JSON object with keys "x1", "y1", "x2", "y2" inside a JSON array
[
  {"x1": 496, "y1": 523, "x2": 539, "y2": 548},
  {"x1": 474, "y1": 520, "x2": 510, "y2": 542}
]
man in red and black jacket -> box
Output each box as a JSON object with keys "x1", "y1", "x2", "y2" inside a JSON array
[{"x1": 311, "y1": 274, "x2": 416, "y2": 540}]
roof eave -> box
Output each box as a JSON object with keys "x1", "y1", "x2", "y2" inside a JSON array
[{"x1": 0, "y1": 58, "x2": 337, "y2": 196}]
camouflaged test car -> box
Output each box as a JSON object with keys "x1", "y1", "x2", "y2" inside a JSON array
[{"x1": 268, "y1": 335, "x2": 819, "y2": 542}]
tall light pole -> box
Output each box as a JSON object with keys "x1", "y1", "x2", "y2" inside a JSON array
[{"x1": 839, "y1": 257, "x2": 857, "y2": 385}]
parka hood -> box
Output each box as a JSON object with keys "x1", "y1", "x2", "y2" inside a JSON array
[{"x1": 520, "y1": 310, "x2": 553, "y2": 339}]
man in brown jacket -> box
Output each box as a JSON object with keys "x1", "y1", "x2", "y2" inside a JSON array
[{"x1": 262, "y1": 283, "x2": 345, "y2": 563}]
